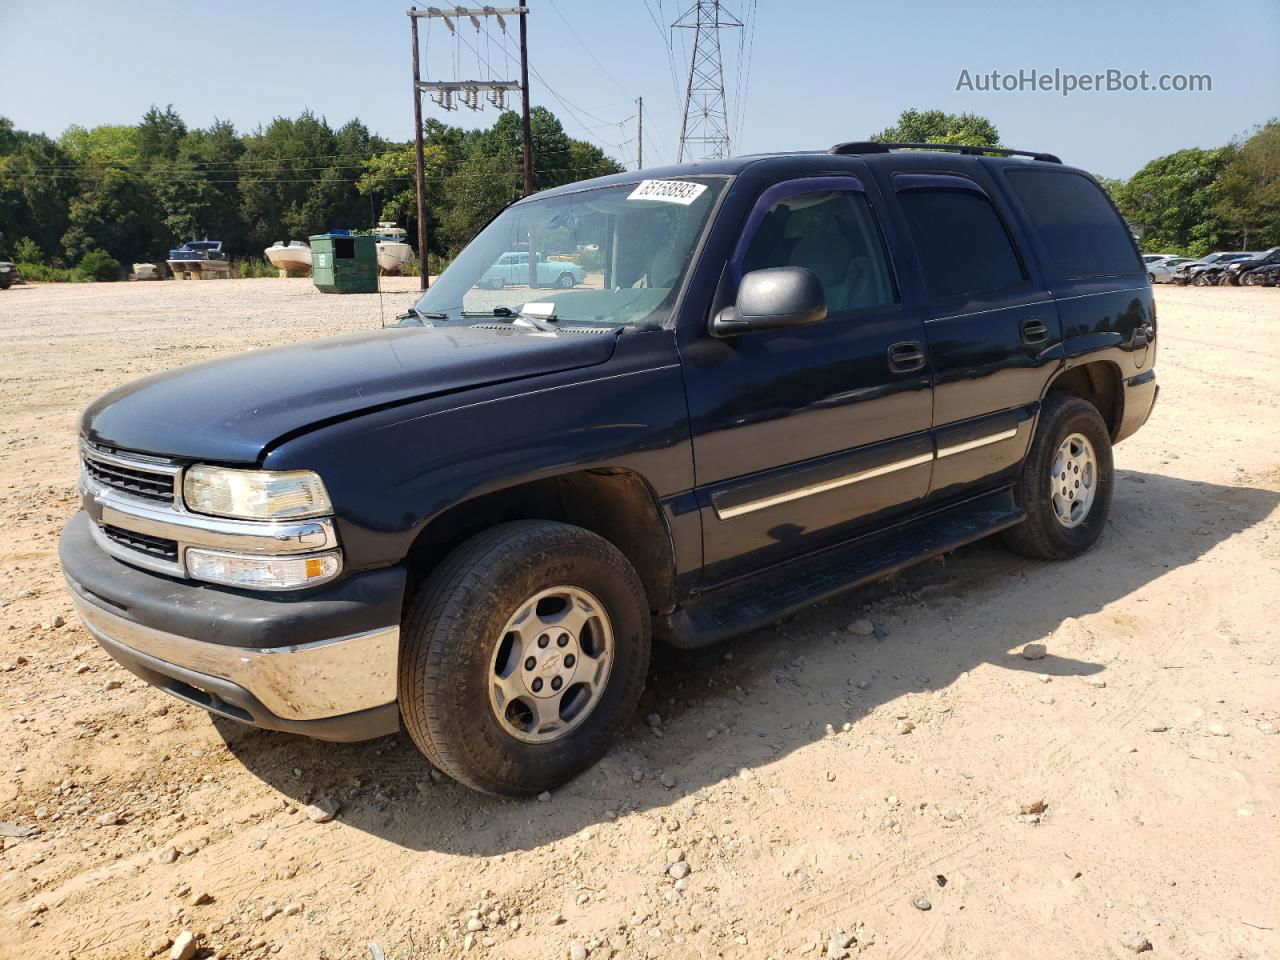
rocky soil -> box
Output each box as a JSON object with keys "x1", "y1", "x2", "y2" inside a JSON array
[{"x1": 1, "y1": 279, "x2": 1278, "y2": 960}]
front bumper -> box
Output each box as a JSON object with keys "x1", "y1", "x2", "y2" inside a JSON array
[{"x1": 60, "y1": 512, "x2": 404, "y2": 741}]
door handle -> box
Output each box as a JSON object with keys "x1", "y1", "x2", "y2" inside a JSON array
[
  {"x1": 887, "y1": 340, "x2": 926, "y2": 373},
  {"x1": 1021, "y1": 318, "x2": 1049, "y2": 344}
]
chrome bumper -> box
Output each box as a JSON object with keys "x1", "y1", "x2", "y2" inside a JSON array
[{"x1": 69, "y1": 587, "x2": 399, "y2": 722}]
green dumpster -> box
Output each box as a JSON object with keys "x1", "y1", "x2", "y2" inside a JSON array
[{"x1": 310, "y1": 233, "x2": 378, "y2": 294}]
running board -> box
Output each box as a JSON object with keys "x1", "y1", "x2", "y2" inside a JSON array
[{"x1": 658, "y1": 489, "x2": 1024, "y2": 649}]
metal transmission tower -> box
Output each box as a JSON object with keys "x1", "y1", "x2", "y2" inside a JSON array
[{"x1": 673, "y1": 1, "x2": 741, "y2": 162}]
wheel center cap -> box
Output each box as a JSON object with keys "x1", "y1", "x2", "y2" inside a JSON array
[{"x1": 540, "y1": 653, "x2": 562, "y2": 676}]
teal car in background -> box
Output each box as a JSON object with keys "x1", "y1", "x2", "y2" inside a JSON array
[{"x1": 477, "y1": 251, "x2": 585, "y2": 289}]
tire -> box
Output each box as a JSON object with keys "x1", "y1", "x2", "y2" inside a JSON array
[
  {"x1": 556, "y1": 272, "x2": 576, "y2": 289},
  {"x1": 1147, "y1": 273, "x2": 1155, "y2": 284},
  {"x1": 1002, "y1": 394, "x2": 1114, "y2": 561},
  {"x1": 398, "y1": 520, "x2": 651, "y2": 796},
  {"x1": 1242, "y1": 271, "x2": 1259, "y2": 286}
]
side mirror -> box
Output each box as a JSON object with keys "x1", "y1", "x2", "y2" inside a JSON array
[{"x1": 710, "y1": 266, "x2": 827, "y2": 337}]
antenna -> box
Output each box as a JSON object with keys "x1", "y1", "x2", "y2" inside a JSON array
[{"x1": 673, "y1": 1, "x2": 741, "y2": 162}]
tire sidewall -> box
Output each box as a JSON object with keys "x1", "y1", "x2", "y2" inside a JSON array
[
  {"x1": 1019, "y1": 397, "x2": 1114, "y2": 557},
  {"x1": 410, "y1": 526, "x2": 649, "y2": 795}
]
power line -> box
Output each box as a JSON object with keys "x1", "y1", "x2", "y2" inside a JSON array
[
  {"x1": 543, "y1": 0, "x2": 634, "y2": 100},
  {"x1": 732, "y1": 0, "x2": 757, "y2": 149}
]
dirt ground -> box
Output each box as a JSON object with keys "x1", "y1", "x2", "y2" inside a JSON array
[{"x1": 1, "y1": 278, "x2": 1278, "y2": 960}]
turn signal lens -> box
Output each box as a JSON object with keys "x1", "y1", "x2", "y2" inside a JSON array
[{"x1": 185, "y1": 549, "x2": 342, "y2": 590}]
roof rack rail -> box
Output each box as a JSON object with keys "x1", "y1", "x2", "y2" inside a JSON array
[{"x1": 828, "y1": 141, "x2": 1062, "y2": 164}]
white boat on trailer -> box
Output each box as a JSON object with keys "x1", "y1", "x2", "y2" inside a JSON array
[
  {"x1": 372, "y1": 222, "x2": 416, "y2": 275},
  {"x1": 264, "y1": 240, "x2": 312, "y2": 277}
]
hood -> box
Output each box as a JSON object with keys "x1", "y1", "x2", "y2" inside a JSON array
[{"x1": 83, "y1": 325, "x2": 618, "y2": 464}]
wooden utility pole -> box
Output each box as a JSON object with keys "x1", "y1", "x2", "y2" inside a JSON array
[
  {"x1": 410, "y1": 8, "x2": 429, "y2": 290},
  {"x1": 636, "y1": 96, "x2": 643, "y2": 170},
  {"x1": 519, "y1": 2, "x2": 534, "y2": 195}
]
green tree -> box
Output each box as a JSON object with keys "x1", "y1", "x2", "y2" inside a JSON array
[
  {"x1": 137, "y1": 105, "x2": 187, "y2": 162},
  {"x1": 1112, "y1": 146, "x2": 1235, "y2": 255},
  {"x1": 871, "y1": 109, "x2": 1001, "y2": 147},
  {"x1": 153, "y1": 119, "x2": 246, "y2": 254},
  {"x1": 76, "y1": 248, "x2": 122, "y2": 281},
  {"x1": 61, "y1": 167, "x2": 161, "y2": 263},
  {"x1": 1213, "y1": 120, "x2": 1280, "y2": 250},
  {"x1": 0, "y1": 124, "x2": 80, "y2": 261}
]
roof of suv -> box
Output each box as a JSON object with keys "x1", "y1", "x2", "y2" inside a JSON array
[{"x1": 534, "y1": 142, "x2": 1089, "y2": 202}]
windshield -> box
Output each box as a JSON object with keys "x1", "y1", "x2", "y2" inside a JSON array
[{"x1": 414, "y1": 177, "x2": 725, "y2": 328}]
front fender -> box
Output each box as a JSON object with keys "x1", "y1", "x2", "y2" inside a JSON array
[{"x1": 263, "y1": 329, "x2": 698, "y2": 579}]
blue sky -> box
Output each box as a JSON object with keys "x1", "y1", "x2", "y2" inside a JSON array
[{"x1": 2, "y1": 0, "x2": 1277, "y2": 178}]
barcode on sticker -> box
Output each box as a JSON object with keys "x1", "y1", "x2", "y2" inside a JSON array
[{"x1": 627, "y1": 179, "x2": 708, "y2": 205}]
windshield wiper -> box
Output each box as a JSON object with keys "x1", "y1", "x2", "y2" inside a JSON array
[
  {"x1": 463, "y1": 306, "x2": 559, "y2": 332},
  {"x1": 396, "y1": 306, "x2": 449, "y2": 325}
]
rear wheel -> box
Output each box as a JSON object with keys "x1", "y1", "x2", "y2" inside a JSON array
[
  {"x1": 1003, "y1": 394, "x2": 1114, "y2": 560},
  {"x1": 556, "y1": 272, "x2": 576, "y2": 289},
  {"x1": 398, "y1": 520, "x2": 650, "y2": 796}
]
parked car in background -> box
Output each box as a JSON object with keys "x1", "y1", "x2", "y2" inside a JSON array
[
  {"x1": 1148, "y1": 257, "x2": 1194, "y2": 283},
  {"x1": 1142, "y1": 253, "x2": 1178, "y2": 266},
  {"x1": 1242, "y1": 261, "x2": 1280, "y2": 286},
  {"x1": 478, "y1": 251, "x2": 585, "y2": 289},
  {"x1": 0, "y1": 261, "x2": 18, "y2": 289},
  {"x1": 1222, "y1": 246, "x2": 1280, "y2": 285},
  {"x1": 1194, "y1": 253, "x2": 1260, "y2": 286},
  {"x1": 1173, "y1": 252, "x2": 1253, "y2": 285}
]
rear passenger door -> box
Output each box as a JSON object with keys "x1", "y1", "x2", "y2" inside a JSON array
[{"x1": 892, "y1": 173, "x2": 1062, "y2": 500}]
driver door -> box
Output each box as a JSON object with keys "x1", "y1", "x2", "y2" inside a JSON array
[{"x1": 678, "y1": 176, "x2": 934, "y2": 585}]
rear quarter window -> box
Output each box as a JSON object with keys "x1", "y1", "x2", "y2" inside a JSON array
[{"x1": 1005, "y1": 169, "x2": 1142, "y2": 279}]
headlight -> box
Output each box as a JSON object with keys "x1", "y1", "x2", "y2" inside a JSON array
[
  {"x1": 186, "y1": 548, "x2": 342, "y2": 590},
  {"x1": 183, "y1": 466, "x2": 332, "y2": 520}
]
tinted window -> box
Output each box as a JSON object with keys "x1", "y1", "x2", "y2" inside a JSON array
[
  {"x1": 898, "y1": 188, "x2": 1025, "y2": 300},
  {"x1": 741, "y1": 190, "x2": 896, "y2": 313},
  {"x1": 1006, "y1": 169, "x2": 1142, "y2": 278}
]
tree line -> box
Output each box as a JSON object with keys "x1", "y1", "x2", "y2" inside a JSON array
[
  {"x1": 2, "y1": 105, "x2": 1276, "y2": 280},
  {"x1": 0, "y1": 105, "x2": 622, "y2": 279}
]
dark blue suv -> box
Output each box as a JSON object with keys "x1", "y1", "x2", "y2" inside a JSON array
[{"x1": 60, "y1": 142, "x2": 1158, "y2": 796}]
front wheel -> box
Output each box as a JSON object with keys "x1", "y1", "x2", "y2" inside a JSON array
[
  {"x1": 398, "y1": 520, "x2": 651, "y2": 796},
  {"x1": 1002, "y1": 394, "x2": 1114, "y2": 560}
]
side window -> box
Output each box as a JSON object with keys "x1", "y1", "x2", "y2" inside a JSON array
[
  {"x1": 897, "y1": 188, "x2": 1026, "y2": 301},
  {"x1": 1004, "y1": 169, "x2": 1143, "y2": 278},
  {"x1": 740, "y1": 189, "x2": 897, "y2": 313}
]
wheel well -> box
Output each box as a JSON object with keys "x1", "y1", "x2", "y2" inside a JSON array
[
  {"x1": 1046, "y1": 361, "x2": 1122, "y2": 438},
  {"x1": 404, "y1": 469, "x2": 677, "y2": 614}
]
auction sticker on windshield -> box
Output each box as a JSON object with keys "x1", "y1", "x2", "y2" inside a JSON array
[{"x1": 627, "y1": 179, "x2": 708, "y2": 205}]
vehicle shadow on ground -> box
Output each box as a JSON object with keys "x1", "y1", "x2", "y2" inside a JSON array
[{"x1": 214, "y1": 471, "x2": 1279, "y2": 854}]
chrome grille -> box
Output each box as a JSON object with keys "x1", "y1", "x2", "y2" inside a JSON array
[
  {"x1": 102, "y1": 525, "x2": 179, "y2": 563},
  {"x1": 81, "y1": 449, "x2": 176, "y2": 505}
]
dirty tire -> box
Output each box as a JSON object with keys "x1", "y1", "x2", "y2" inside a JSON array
[
  {"x1": 399, "y1": 520, "x2": 650, "y2": 796},
  {"x1": 1002, "y1": 394, "x2": 1114, "y2": 560}
]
